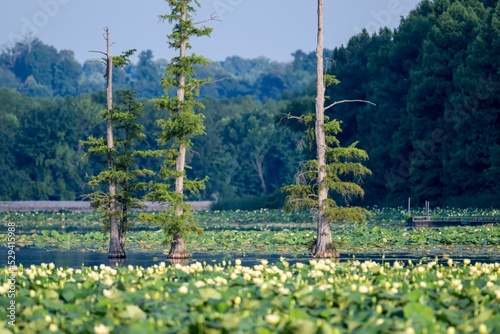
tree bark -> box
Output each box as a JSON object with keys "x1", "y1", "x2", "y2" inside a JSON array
[
  {"x1": 253, "y1": 158, "x2": 267, "y2": 194},
  {"x1": 105, "y1": 27, "x2": 125, "y2": 259},
  {"x1": 313, "y1": 0, "x2": 338, "y2": 258},
  {"x1": 168, "y1": 233, "x2": 189, "y2": 259},
  {"x1": 169, "y1": 5, "x2": 188, "y2": 259}
]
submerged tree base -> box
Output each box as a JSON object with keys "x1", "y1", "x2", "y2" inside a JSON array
[
  {"x1": 108, "y1": 232, "x2": 126, "y2": 259},
  {"x1": 168, "y1": 237, "x2": 189, "y2": 259},
  {"x1": 313, "y1": 241, "x2": 340, "y2": 258},
  {"x1": 108, "y1": 240, "x2": 126, "y2": 259},
  {"x1": 168, "y1": 251, "x2": 189, "y2": 259},
  {"x1": 313, "y1": 249, "x2": 340, "y2": 258}
]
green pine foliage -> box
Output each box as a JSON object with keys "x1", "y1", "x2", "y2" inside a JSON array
[
  {"x1": 283, "y1": 115, "x2": 372, "y2": 224},
  {"x1": 139, "y1": 0, "x2": 212, "y2": 245},
  {"x1": 81, "y1": 91, "x2": 151, "y2": 238}
]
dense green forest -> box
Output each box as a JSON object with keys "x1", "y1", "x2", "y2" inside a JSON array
[{"x1": 0, "y1": 0, "x2": 498, "y2": 208}]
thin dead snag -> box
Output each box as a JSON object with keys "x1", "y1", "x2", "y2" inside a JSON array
[
  {"x1": 169, "y1": 5, "x2": 188, "y2": 260},
  {"x1": 104, "y1": 27, "x2": 125, "y2": 259},
  {"x1": 313, "y1": 0, "x2": 337, "y2": 258}
]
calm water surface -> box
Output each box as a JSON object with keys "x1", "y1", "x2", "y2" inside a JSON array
[{"x1": 1, "y1": 246, "x2": 498, "y2": 268}]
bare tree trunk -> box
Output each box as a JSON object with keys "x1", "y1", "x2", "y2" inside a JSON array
[
  {"x1": 313, "y1": 0, "x2": 338, "y2": 258},
  {"x1": 169, "y1": 6, "x2": 188, "y2": 259},
  {"x1": 253, "y1": 158, "x2": 267, "y2": 194},
  {"x1": 105, "y1": 28, "x2": 125, "y2": 259}
]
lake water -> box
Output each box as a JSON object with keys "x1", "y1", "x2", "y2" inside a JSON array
[{"x1": 2, "y1": 246, "x2": 499, "y2": 268}]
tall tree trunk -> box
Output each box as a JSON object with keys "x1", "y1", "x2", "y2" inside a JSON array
[
  {"x1": 253, "y1": 157, "x2": 267, "y2": 194},
  {"x1": 105, "y1": 28, "x2": 125, "y2": 259},
  {"x1": 169, "y1": 5, "x2": 188, "y2": 259},
  {"x1": 313, "y1": 0, "x2": 338, "y2": 258}
]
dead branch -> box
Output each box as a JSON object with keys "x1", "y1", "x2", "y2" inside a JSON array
[
  {"x1": 324, "y1": 99, "x2": 376, "y2": 111},
  {"x1": 89, "y1": 28, "x2": 112, "y2": 58},
  {"x1": 280, "y1": 112, "x2": 305, "y2": 124},
  {"x1": 89, "y1": 50, "x2": 106, "y2": 56},
  {"x1": 206, "y1": 77, "x2": 230, "y2": 85},
  {"x1": 194, "y1": 12, "x2": 222, "y2": 25}
]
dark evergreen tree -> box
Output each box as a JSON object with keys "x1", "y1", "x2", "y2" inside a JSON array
[
  {"x1": 82, "y1": 90, "x2": 151, "y2": 257},
  {"x1": 442, "y1": 1, "x2": 500, "y2": 204},
  {"x1": 406, "y1": 0, "x2": 485, "y2": 204}
]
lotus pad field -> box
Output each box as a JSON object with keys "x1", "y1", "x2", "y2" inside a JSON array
[
  {"x1": 1, "y1": 207, "x2": 500, "y2": 255},
  {"x1": 1, "y1": 259, "x2": 499, "y2": 333},
  {"x1": 2, "y1": 207, "x2": 498, "y2": 231},
  {"x1": 2, "y1": 225, "x2": 499, "y2": 257}
]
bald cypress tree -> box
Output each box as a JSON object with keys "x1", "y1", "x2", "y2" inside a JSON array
[
  {"x1": 82, "y1": 28, "x2": 141, "y2": 259},
  {"x1": 139, "y1": 0, "x2": 213, "y2": 259},
  {"x1": 283, "y1": 0, "x2": 372, "y2": 258}
]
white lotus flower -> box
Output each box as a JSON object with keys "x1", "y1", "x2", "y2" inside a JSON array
[
  {"x1": 103, "y1": 277, "x2": 113, "y2": 287},
  {"x1": 94, "y1": 324, "x2": 110, "y2": 334},
  {"x1": 265, "y1": 314, "x2": 280, "y2": 325},
  {"x1": 358, "y1": 285, "x2": 369, "y2": 293},
  {"x1": 194, "y1": 281, "x2": 205, "y2": 288}
]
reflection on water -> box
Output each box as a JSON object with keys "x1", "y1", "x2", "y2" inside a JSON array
[
  {"x1": 1, "y1": 246, "x2": 499, "y2": 268},
  {"x1": 1, "y1": 246, "x2": 313, "y2": 268}
]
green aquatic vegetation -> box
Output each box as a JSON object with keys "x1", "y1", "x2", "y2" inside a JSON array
[
  {"x1": 2, "y1": 226, "x2": 499, "y2": 256},
  {"x1": 2, "y1": 207, "x2": 498, "y2": 232},
  {"x1": 0, "y1": 259, "x2": 499, "y2": 333}
]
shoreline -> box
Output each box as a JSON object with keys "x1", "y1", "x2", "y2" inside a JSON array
[{"x1": 0, "y1": 201, "x2": 213, "y2": 212}]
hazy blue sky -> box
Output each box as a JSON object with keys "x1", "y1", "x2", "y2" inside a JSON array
[{"x1": 1, "y1": 0, "x2": 422, "y2": 63}]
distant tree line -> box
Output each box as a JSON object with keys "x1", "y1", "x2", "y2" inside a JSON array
[
  {"x1": 0, "y1": 38, "x2": 321, "y2": 101},
  {"x1": 0, "y1": 0, "x2": 498, "y2": 208},
  {"x1": 0, "y1": 88, "x2": 305, "y2": 206}
]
